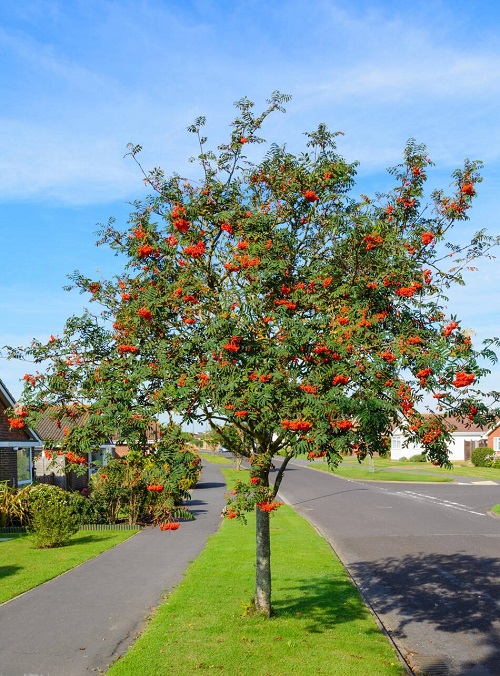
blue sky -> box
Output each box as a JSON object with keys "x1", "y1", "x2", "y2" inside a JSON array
[{"x1": 1, "y1": 0, "x2": 499, "y2": 405}]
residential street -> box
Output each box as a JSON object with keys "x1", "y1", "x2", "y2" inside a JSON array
[{"x1": 276, "y1": 461, "x2": 500, "y2": 676}]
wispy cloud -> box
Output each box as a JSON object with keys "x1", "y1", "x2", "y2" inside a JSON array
[{"x1": 1, "y1": 1, "x2": 500, "y2": 204}]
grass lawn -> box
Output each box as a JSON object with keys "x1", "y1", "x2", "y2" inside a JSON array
[
  {"x1": 492, "y1": 504, "x2": 500, "y2": 516},
  {"x1": 310, "y1": 463, "x2": 453, "y2": 482},
  {"x1": 0, "y1": 529, "x2": 138, "y2": 604},
  {"x1": 198, "y1": 451, "x2": 236, "y2": 466},
  {"x1": 305, "y1": 455, "x2": 500, "y2": 482},
  {"x1": 392, "y1": 462, "x2": 500, "y2": 481},
  {"x1": 109, "y1": 467, "x2": 405, "y2": 676}
]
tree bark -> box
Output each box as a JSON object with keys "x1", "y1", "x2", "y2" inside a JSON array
[{"x1": 254, "y1": 505, "x2": 272, "y2": 615}]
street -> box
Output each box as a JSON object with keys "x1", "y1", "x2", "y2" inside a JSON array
[{"x1": 276, "y1": 461, "x2": 500, "y2": 676}]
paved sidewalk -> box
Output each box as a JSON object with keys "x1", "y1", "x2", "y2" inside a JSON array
[{"x1": 0, "y1": 462, "x2": 226, "y2": 676}]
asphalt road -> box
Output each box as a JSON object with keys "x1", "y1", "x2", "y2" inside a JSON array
[{"x1": 276, "y1": 461, "x2": 500, "y2": 676}]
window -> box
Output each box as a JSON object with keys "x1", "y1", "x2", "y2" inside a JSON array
[
  {"x1": 391, "y1": 435, "x2": 402, "y2": 450},
  {"x1": 493, "y1": 437, "x2": 500, "y2": 452},
  {"x1": 16, "y1": 448, "x2": 32, "y2": 485},
  {"x1": 89, "y1": 447, "x2": 112, "y2": 474}
]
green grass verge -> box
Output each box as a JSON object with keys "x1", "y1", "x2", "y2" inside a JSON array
[
  {"x1": 0, "y1": 529, "x2": 138, "y2": 604},
  {"x1": 394, "y1": 463, "x2": 500, "y2": 480},
  {"x1": 310, "y1": 463, "x2": 453, "y2": 482},
  {"x1": 491, "y1": 504, "x2": 500, "y2": 515},
  {"x1": 109, "y1": 468, "x2": 404, "y2": 676},
  {"x1": 294, "y1": 454, "x2": 499, "y2": 481},
  {"x1": 198, "y1": 451, "x2": 236, "y2": 466}
]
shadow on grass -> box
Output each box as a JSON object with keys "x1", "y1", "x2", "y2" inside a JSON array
[
  {"x1": 0, "y1": 565, "x2": 22, "y2": 580},
  {"x1": 69, "y1": 533, "x2": 114, "y2": 545},
  {"x1": 271, "y1": 576, "x2": 372, "y2": 633},
  {"x1": 350, "y1": 552, "x2": 500, "y2": 674}
]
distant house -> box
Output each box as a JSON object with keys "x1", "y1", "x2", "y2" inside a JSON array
[
  {"x1": 391, "y1": 414, "x2": 498, "y2": 462},
  {"x1": 484, "y1": 423, "x2": 500, "y2": 455},
  {"x1": 33, "y1": 412, "x2": 114, "y2": 491},
  {"x1": 112, "y1": 421, "x2": 162, "y2": 458},
  {"x1": 0, "y1": 378, "x2": 41, "y2": 487}
]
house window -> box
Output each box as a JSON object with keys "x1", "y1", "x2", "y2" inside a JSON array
[
  {"x1": 493, "y1": 437, "x2": 500, "y2": 452},
  {"x1": 16, "y1": 448, "x2": 32, "y2": 485},
  {"x1": 391, "y1": 436, "x2": 402, "y2": 450},
  {"x1": 89, "y1": 447, "x2": 111, "y2": 475}
]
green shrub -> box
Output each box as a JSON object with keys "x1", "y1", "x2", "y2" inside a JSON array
[
  {"x1": 471, "y1": 446, "x2": 492, "y2": 467},
  {"x1": 398, "y1": 457, "x2": 408, "y2": 462},
  {"x1": 29, "y1": 499, "x2": 80, "y2": 548},
  {"x1": 409, "y1": 453, "x2": 427, "y2": 462},
  {"x1": 19, "y1": 483, "x2": 60, "y2": 524},
  {"x1": 22, "y1": 485, "x2": 79, "y2": 548},
  {"x1": 69, "y1": 490, "x2": 110, "y2": 524}
]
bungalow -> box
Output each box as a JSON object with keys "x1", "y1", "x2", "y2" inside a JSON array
[
  {"x1": 33, "y1": 412, "x2": 114, "y2": 491},
  {"x1": 391, "y1": 414, "x2": 497, "y2": 462},
  {"x1": 112, "y1": 421, "x2": 162, "y2": 457},
  {"x1": 0, "y1": 378, "x2": 41, "y2": 487}
]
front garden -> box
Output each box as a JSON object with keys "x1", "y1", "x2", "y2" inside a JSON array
[
  {"x1": 0, "y1": 435, "x2": 202, "y2": 603},
  {"x1": 1, "y1": 427, "x2": 202, "y2": 557},
  {"x1": 0, "y1": 530, "x2": 138, "y2": 604}
]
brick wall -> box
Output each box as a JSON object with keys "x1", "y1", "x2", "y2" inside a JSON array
[
  {"x1": 0, "y1": 400, "x2": 32, "y2": 442},
  {"x1": 0, "y1": 447, "x2": 18, "y2": 487}
]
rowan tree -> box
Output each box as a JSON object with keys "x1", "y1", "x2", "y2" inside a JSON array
[{"x1": 7, "y1": 92, "x2": 499, "y2": 615}]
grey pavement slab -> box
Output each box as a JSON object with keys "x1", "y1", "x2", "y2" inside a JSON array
[{"x1": 0, "y1": 462, "x2": 226, "y2": 676}]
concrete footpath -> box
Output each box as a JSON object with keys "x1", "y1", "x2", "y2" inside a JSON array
[{"x1": 0, "y1": 462, "x2": 226, "y2": 676}]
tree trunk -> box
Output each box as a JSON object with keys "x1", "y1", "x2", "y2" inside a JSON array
[{"x1": 255, "y1": 505, "x2": 272, "y2": 615}]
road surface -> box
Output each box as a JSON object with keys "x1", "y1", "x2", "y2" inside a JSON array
[{"x1": 276, "y1": 461, "x2": 500, "y2": 676}]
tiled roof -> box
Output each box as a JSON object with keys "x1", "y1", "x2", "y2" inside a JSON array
[
  {"x1": 33, "y1": 412, "x2": 90, "y2": 443},
  {"x1": 421, "y1": 413, "x2": 486, "y2": 433},
  {"x1": 394, "y1": 413, "x2": 489, "y2": 435},
  {"x1": 33, "y1": 408, "x2": 160, "y2": 445}
]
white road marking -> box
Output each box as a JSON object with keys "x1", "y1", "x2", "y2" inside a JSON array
[{"x1": 390, "y1": 490, "x2": 486, "y2": 516}]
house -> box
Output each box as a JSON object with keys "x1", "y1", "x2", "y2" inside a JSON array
[
  {"x1": 484, "y1": 424, "x2": 500, "y2": 454},
  {"x1": 390, "y1": 414, "x2": 495, "y2": 462},
  {"x1": 0, "y1": 378, "x2": 42, "y2": 487},
  {"x1": 112, "y1": 421, "x2": 162, "y2": 457},
  {"x1": 33, "y1": 411, "x2": 114, "y2": 491}
]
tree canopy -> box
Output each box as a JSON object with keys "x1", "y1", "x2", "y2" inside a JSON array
[{"x1": 7, "y1": 92, "x2": 499, "y2": 613}]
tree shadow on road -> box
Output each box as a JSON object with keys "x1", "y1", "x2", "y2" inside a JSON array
[
  {"x1": 194, "y1": 481, "x2": 226, "y2": 489},
  {"x1": 350, "y1": 551, "x2": 500, "y2": 674}
]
